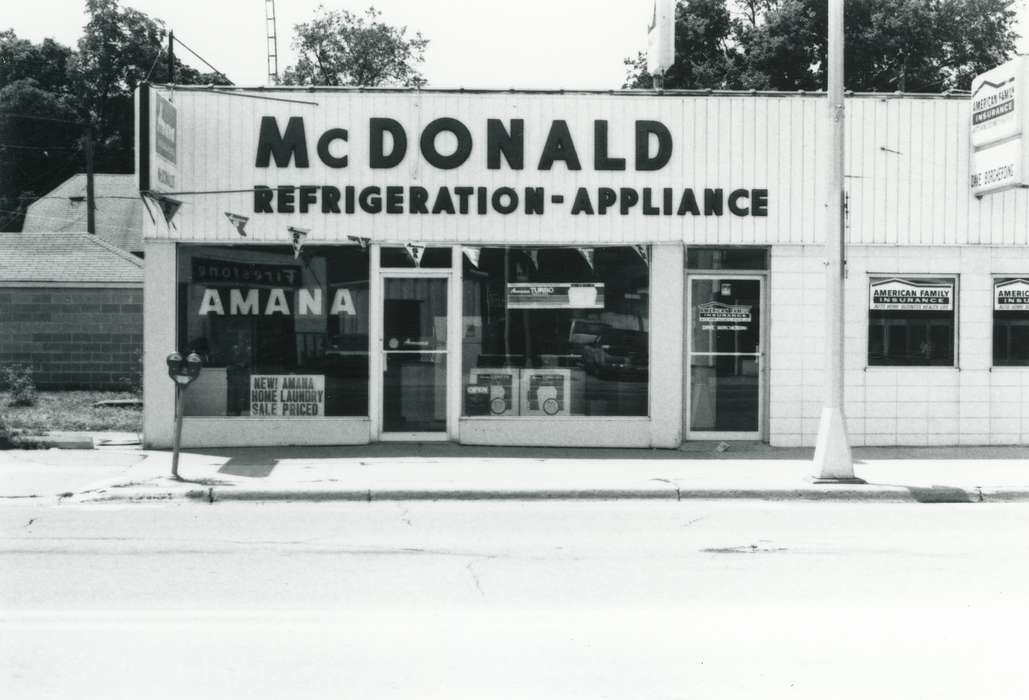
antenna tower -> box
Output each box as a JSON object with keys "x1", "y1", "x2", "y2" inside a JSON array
[{"x1": 265, "y1": 0, "x2": 279, "y2": 84}]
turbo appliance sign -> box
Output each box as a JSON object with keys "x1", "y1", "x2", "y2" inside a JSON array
[
  {"x1": 697, "y1": 301, "x2": 752, "y2": 331},
  {"x1": 869, "y1": 279, "x2": 953, "y2": 311},
  {"x1": 250, "y1": 375, "x2": 325, "y2": 417},
  {"x1": 995, "y1": 279, "x2": 1029, "y2": 311},
  {"x1": 507, "y1": 283, "x2": 605, "y2": 309}
]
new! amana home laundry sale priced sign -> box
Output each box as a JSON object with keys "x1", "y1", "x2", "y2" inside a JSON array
[{"x1": 250, "y1": 375, "x2": 325, "y2": 416}]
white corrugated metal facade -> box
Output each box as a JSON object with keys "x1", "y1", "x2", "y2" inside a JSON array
[{"x1": 141, "y1": 87, "x2": 1029, "y2": 247}]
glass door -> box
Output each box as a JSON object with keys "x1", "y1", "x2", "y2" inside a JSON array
[
  {"x1": 380, "y1": 274, "x2": 449, "y2": 437},
  {"x1": 686, "y1": 275, "x2": 764, "y2": 440}
]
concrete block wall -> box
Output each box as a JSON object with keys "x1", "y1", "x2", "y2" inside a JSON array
[
  {"x1": 0, "y1": 286, "x2": 143, "y2": 390},
  {"x1": 768, "y1": 245, "x2": 1029, "y2": 447}
]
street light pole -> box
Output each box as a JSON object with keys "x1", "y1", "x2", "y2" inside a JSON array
[{"x1": 813, "y1": 0, "x2": 861, "y2": 482}]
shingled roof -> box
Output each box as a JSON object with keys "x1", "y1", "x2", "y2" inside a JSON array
[
  {"x1": 21, "y1": 174, "x2": 143, "y2": 255},
  {"x1": 0, "y1": 233, "x2": 142, "y2": 285}
]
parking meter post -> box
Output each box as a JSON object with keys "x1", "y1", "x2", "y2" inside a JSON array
[
  {"x1": 171, "y1": 384, "x2": 184, "y2": 481},
  {"x1": 166, "y1": 351, "x2": 202, "y2": 481}
]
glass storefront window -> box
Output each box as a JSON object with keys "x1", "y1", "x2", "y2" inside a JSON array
[
  {"x1": 994, "y1": 278, "x2": 1029, "y2": 366},
  {"x1": 177, "y1": 245, "x2": 369, "y2": 417},
  {"x1": 867, "y1": 277, "x2": 955, "y2": 366},
  {"x1": 461, "y1": 247, "x2": 649, "y2": 417}
]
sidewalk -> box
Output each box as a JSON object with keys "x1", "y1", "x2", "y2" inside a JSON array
[{"x1": 4, "y1": 440, "x2": 1029, "y2": 504}]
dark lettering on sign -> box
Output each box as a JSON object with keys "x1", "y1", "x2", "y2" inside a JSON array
[
  {"x1": 316, "y1": 128, "x2": 348, "y2": 168},
  {"x1": 251, "y1": 184, "x2": 770, "y2": 218},
  {"x1": 254, "y1": 185, "x2": 273, "y2": 213},
  {"x1": 369, "y1": 118, "x2": 407, "y2": 168},
  {"x1": 299, "y1": 185, "x2": 318, "y2": 213},
  {"x1": 277, "y1": 186, "x2": 295, "y2": 213},
  {"x1": 487, "y1": 119, "x2": 524, "y2": 170},
  {"x1": 538, "y1": 120, "x2": 582, "y2": 171},
  {"x1": 322, "y1": 186, "x2": 341, "y2": 213},
  {"x1": 635, "y1": 120, "x2": 672, "y2": 171},
  {"x1": 359, "y1": 186, "x2": 382, "y2": 214},
  {"x1": 728, "y1": 189, "x2": 749, "y2": 216},
  {"x1": 256, "y1": 116, "x2": 309, "y2": 168},
  {"x1": 594, "y1": 121, "x2": 626, "y2": 171},
  {"x1": 420, "y1": 117, "x2": 473, "y2": 169},
  {"x1": 703, "y1": 188, "x2": 723, "y2": 216}
]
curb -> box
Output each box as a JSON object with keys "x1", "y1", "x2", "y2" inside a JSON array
[{"x1": 67, "y1": 483, "x2": 1016, "y2": 504}]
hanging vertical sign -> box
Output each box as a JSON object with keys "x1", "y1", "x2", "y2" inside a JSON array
[
  {"x1": 970, "y1": 56, "x2": 1028, "y2": 196},
  {"x1": 646, "y1": 0, "x2": 676, "y2": 77},
  {"x1": 995, "y1": 278, "x2": 1029, "y2": 310}
]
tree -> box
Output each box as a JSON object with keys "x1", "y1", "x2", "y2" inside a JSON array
[
  {"x1": 0, "y1": 0, "x2": 230, "y2": 230},
  {"x1": 282, "y1": 5, "x2": 429, "y2": 87},
  {"x1": 72, "y1": 0, "x2": 229, "y2": 172},
  {"x1": 623, "y1": 0, "x2": 1018, "y2": 92}
]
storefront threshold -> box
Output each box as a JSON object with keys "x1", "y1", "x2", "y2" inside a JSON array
[
  {"x1": 459, "y1": 417, "x2": 653, "y2": 448},
  {"x1": 174, "y1": 418, "x2": 372, "y2": 449}
]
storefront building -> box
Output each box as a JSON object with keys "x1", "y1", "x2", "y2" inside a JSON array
[{"x1": 137, "y1": 84, "x2": 1029, "y2": 449}]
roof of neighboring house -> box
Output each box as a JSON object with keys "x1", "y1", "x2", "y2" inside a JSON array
[
  {"x1": 21, "y1": 174, "x2": 143, "y2": 254},
  {"x1": 0, "y1": 233, "x2": 143, "y2": 285}
]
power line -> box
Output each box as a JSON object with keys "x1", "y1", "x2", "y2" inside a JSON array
[{"x1": 172, "y1": 34, "x2": 233, "y2": 84}]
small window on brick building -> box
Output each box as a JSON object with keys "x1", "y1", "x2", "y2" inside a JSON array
[
  {"x1": 867, "y1": 277, "x2": 956, "y2": 366},
  {"x1": 993, "y1": 278, "x2": 1029, "y2": 366}
]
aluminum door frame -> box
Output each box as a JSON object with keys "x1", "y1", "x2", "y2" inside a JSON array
[
  {"x1": 372, "y1": 256, "x2": 460, "y2": 442},
  {"x1": 684, "y1": 273, "x2": 767, "y2": 442}
]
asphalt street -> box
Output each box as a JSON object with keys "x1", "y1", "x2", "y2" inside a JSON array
[{"x1": 3, "y1": 499, "x2": 1029, "y2": 699}]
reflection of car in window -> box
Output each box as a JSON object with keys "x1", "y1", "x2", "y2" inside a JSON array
[
  {"x1": 568, "y1": 320, "x2": 611, "y2": 361},
  {"x1": 582, "y1": 330, "x2": 648, "y2": 380}
]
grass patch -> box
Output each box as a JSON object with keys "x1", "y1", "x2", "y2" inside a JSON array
[{"x1": 0, "y1": 391, "x2": 142, "y2": 433}]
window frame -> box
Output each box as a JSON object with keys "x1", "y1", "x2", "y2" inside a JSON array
[
  {"x1": 992, "y1": 275, "x2": 1029, "y2": 368},
  {"x1": 866, "y1": 274, "x2": 959, "y2": 369}
]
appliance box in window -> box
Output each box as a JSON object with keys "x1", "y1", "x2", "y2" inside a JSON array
[
  {"x1": 519, "y1": 368, "x2": 572, "y2": 417},
  {"x1": 467, "y1": 368, "x2": 520, "y2": 416}
]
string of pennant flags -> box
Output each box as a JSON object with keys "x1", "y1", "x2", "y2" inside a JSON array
[{"x1": 151, "y1": 198, "x2": 650, "y2": 269}]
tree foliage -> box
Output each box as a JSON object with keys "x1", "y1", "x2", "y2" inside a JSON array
[
  {"x1": 0, "y1": 0, "x2": 228, "y2": 231},
  {"x1": 624, "y1": 0, "x2": 1018, "y2": 92},
  {"x1": 283, "y1": 5, "x2": 429, "y2": 87}
]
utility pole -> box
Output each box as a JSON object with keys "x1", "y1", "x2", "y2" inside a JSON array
[
  {"x1": 84, "y1": 127, "x2": 95, "y2": 235},
  {"x1": 168, "y1": 30, "x2": 175, "y2": 83},
  {"x1": 813, "y1": 0, "x2": 861, "y2": 482}
]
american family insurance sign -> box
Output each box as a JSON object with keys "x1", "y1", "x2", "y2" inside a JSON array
[{"x1": 138, "y1": 88, "x2": 780, "y2": 244}]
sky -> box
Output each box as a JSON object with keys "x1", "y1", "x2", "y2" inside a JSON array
[
  {"x1": 4, "y1": 0, "x2": 1029, "y2": 89},
  {"x1": 4, "y1": 0, "x2": 653, "y2": 89}
]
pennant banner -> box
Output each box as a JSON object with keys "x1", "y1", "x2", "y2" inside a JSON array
[
  {"x1": 224, "y1": 212, "x2": 249, "y2": 237},
  {"x1": 577, "y1": 247, "x2": 595, "y2": 270},
  {"x1": 346, "y1": 235, "x2": 370, "y2": 249},
  {"x1": 525, "y1": 248, "x2": 539, "y2": 269},
  {"x1": 463, "y1": 246, "x2": 481, "y2": 268},
  {"x1": 633, "y1": 244, "x2": 649, "y2": 266},
  {"x1": 154, "y1": 194, "x2": 182, "y2": 225},
  {"x1": 288, "y1": 226, "x2": 309, "y2": 259},
  {"x1": 405, "y1": 243, "x2": 426, "y2": 267}
]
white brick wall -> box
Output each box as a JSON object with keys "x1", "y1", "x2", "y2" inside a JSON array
[{"x1": 768, "y1": 245, "x2": 1029, "y2": 447}]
